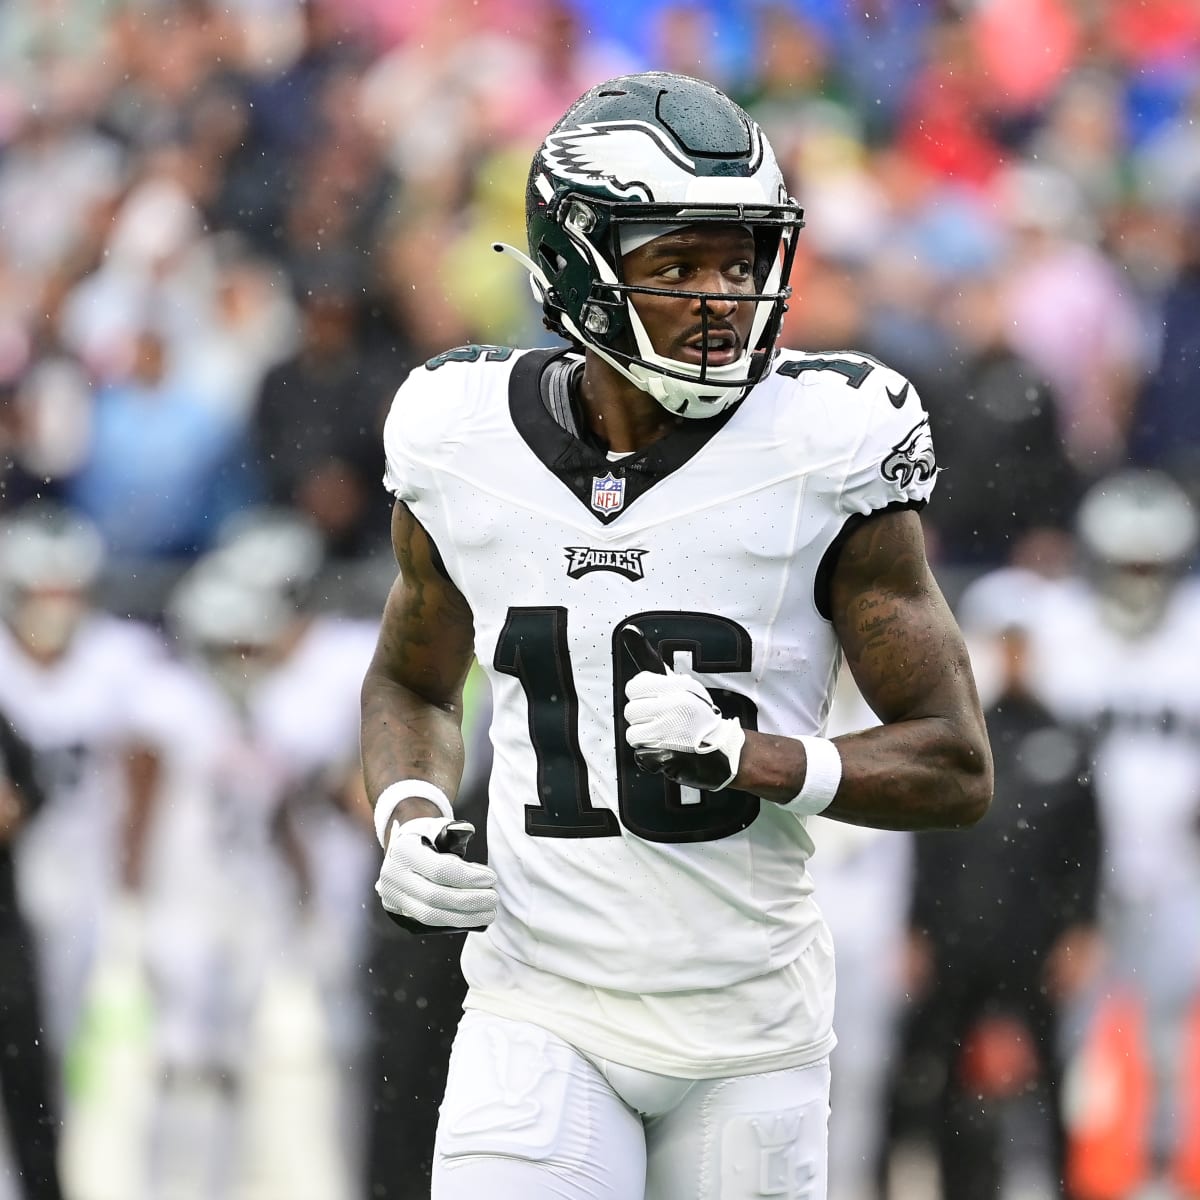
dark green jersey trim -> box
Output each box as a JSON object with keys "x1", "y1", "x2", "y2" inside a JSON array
[{"x1": 508, "y1": 348, "x2": 739, "y2": 525}]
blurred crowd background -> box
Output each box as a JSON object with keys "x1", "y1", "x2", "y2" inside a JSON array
[{"x1": 0, "y1": 1, "x2": 1198, "y2": 1199}]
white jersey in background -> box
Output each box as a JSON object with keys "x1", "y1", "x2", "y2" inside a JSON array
[
  {"x1": 1031, "y1": 575, "x2": 1200, "y2": 1014},
  {"x1": 249, "y1": 615, "x2": 381, "y2": 1059},
  {"x1": 0, "y1": 613, "x2": 167, "y2": 1053},
  {"x1": 132, "y1": 650, "x2": 301, "y2": 1200},
  {"x1": 1033, "y1": 577, "x2": 1200, "y2": 916},
  {"x1": 138, "y1": 616, "x2": 379, "y2": 1073},
  {"x1": 382, "y1": 344, "x2": 938, "y2": 1077},
  {"x1": 135, "y1": 653, "x2": 295, "y2": 1070},
  {"x1": 127, "y1": 614, "x2": 380, "y2": 1200}
]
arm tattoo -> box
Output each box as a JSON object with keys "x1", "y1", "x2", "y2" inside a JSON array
[
  {"x1": 854, "y1": 594, "x2": 904, "y2": 658},
  {"x1": 820, "y1": 509, "x2": 992, "y2": 829},
  {"x1": 360, "y1": 503, "x2": 476, "y2": 804}
]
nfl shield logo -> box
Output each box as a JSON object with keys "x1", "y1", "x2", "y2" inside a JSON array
[{"x1": 591, "y1": 471, "x2": 625, "y2": 513}]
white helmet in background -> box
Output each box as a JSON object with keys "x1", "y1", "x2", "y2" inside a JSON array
[
  {"x1": 167, "y1": 563, "x2": 292, "y2": 652},
  {"x1": 166, "y1": 549, "x2": 302, "y2": 700},
  {"x1": 0, "y1": 501, "x2": 105, "y2": 657},
  {"x1": 1075, "y1": 469, "x2": 1199, "y2": 637},
  {"x1": 168, "y1": 509, "x2": 327, "y2": 700},
  {"x1": 210, "y1": 507, "x2": 326, "y2": 613},
  {"x1": 166, "y1": 558, "x2": 293, "y2": 703}
]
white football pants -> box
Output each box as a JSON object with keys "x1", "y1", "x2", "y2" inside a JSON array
[{"x1": 433, "y1": 1010, "x2": 830, "y2": 1200}]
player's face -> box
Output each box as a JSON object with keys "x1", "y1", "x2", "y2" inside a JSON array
[
  {"x1": 621, "y1": 224, "x2": 757, "y2": 368},
  {"x1": 1097, "y1": 561, "x2": 1176, "y2": 638},
  {"x1": 6, "y1": 586, "x2": 87, "y2": 660},
  {"x1": 205, "y1": 641, "x2": 275, "y2": 704}
]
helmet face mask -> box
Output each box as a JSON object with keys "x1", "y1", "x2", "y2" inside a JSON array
[{"x1": 505, "y1": 72, "x2": 804, "y2": 418}]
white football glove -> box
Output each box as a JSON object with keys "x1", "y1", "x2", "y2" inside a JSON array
[
  {"x1": 622, "y1": 636, "x2": 745, "y2": 791},
  {"x1": 375, "y1": 817, "x2": 498, "y2": 935}
]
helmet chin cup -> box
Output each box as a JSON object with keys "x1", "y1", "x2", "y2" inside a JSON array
[
  {"x1": 629, "y1": 346, "x2": 755, "y2": 417},
  {"x1": 634, "y1": 367, "x2": 749, "y2": 418},
  {"x1": 581, "y1": 334, "x2": 750, "y2": 418}
]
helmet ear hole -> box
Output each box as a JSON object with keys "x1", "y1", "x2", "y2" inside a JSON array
[{"x1": 537, "y1": 243, "x2": 567, "y2": 278}]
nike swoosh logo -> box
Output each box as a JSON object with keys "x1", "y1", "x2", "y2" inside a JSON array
[{"x1": 886, "y1": 382, "x2": 910, "y2": 409}]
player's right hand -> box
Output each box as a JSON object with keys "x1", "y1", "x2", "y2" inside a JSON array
[
  {"x1": 375, "y1": 816, "x2": 498, "y2": 933},
  {"x1": 620, "y1": 626, "x2": 744, "y2": 791}
]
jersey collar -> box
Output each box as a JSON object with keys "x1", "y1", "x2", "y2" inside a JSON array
[{"x1": 509, "y1": 347, "x2": 738, "y2": 525}]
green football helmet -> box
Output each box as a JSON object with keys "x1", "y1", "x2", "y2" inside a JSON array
[{"x1": 495, "y1": 72, "x2": 804, "y2": 418}]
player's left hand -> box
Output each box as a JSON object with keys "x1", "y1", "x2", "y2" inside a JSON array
[{"x1": 621, "y1": 628, "x2": 744, "y2": 791}]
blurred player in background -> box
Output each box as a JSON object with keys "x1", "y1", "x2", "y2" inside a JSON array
[
  {"x1": 1031, "y1": 470, "x2": 1200, "y2": 1200},
  {"x1": 0, "y1": 503, "x2": 165, "y2": 1089},
  {"x1": 142, "y1": 509, "x2": 378, "y2": 1200},
  {"x1": 146, "y1": 555, "x2": 298, "y2": 1200},
  {"x1": 212, "y1": 510, "x2": 380, "y2": 1184}
]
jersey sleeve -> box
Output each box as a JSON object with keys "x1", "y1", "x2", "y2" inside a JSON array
[
  {"x1": 381, "y1": 345, "x2": 520, "y2": 503},
  {"x1": 381, "y1": 364, "x2": 440, "y2": 503},
  {"x1": 835, "y1": 368, "x2": 939, "y2": 519}
]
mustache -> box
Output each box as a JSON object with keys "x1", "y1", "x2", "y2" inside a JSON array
[{"x1": 677, "y1": 322, "x2": 741, "y2": 348}]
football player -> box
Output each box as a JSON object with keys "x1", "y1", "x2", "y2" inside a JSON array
[
  {"x1": 1030, "y1": 470, "x2": 1200, "y2": 1199},
  {"x1": 143, "y1": 556, "x2": 298, "y2": 1200},
  {"x1": 142, "y1": 511, "x2": 380, "y2": 1200},
  {"x1": 361, "y1": 72, "x2": 993, "y2": 1200},
  {"x1": 210, "y1": 508, "x2": 382, "y2": 1185},
  {"x1": 0, "y1": 502, "x2": 165, "y2": 1076}
]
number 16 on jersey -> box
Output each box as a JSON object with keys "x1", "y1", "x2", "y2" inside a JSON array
[{"x1": 493, "y1": 608, "x2": 760, "y2": 845}]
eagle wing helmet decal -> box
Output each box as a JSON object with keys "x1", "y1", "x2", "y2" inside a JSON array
[
  {"x1": 881, "y1": 417, "x2": 938, "y2": 489},
  {"x1": 542, "y1": 120, "x2": 709, "y2": 202}
]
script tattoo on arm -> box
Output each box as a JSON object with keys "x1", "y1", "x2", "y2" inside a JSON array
[{"x1": 360, "y1": 502, "x2": 477, "y2": 810}]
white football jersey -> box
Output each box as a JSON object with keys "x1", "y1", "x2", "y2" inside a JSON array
[
  {"x1": 133, "y1": 654, "x2": 294, "y2": 912},
  {"x1": 0, "y1": 614, "x2": 167, "y2": 913},
  {"x1": 139, "y1": 620, "x2": 378, "y2": 937},
  {"x1": 1032, "y1": 577, "x2": 1200, "y2": 908},
  {"x1": 382, "y1": 345, "x2": 937, "y2": 1070},
  {"x1": 250, "y1": 616, "x2": 379, "y2": 781},
  {"x1": 249, "y1": 616, "x2": 380, "y2": 937}
]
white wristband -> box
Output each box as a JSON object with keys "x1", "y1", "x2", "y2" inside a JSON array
[
  {"x1": 781, "y1": 736, "x2": 842, "y2": 816},
  {"x1": 373, "y1": 780, "x2": 454, "y2": 847}
]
